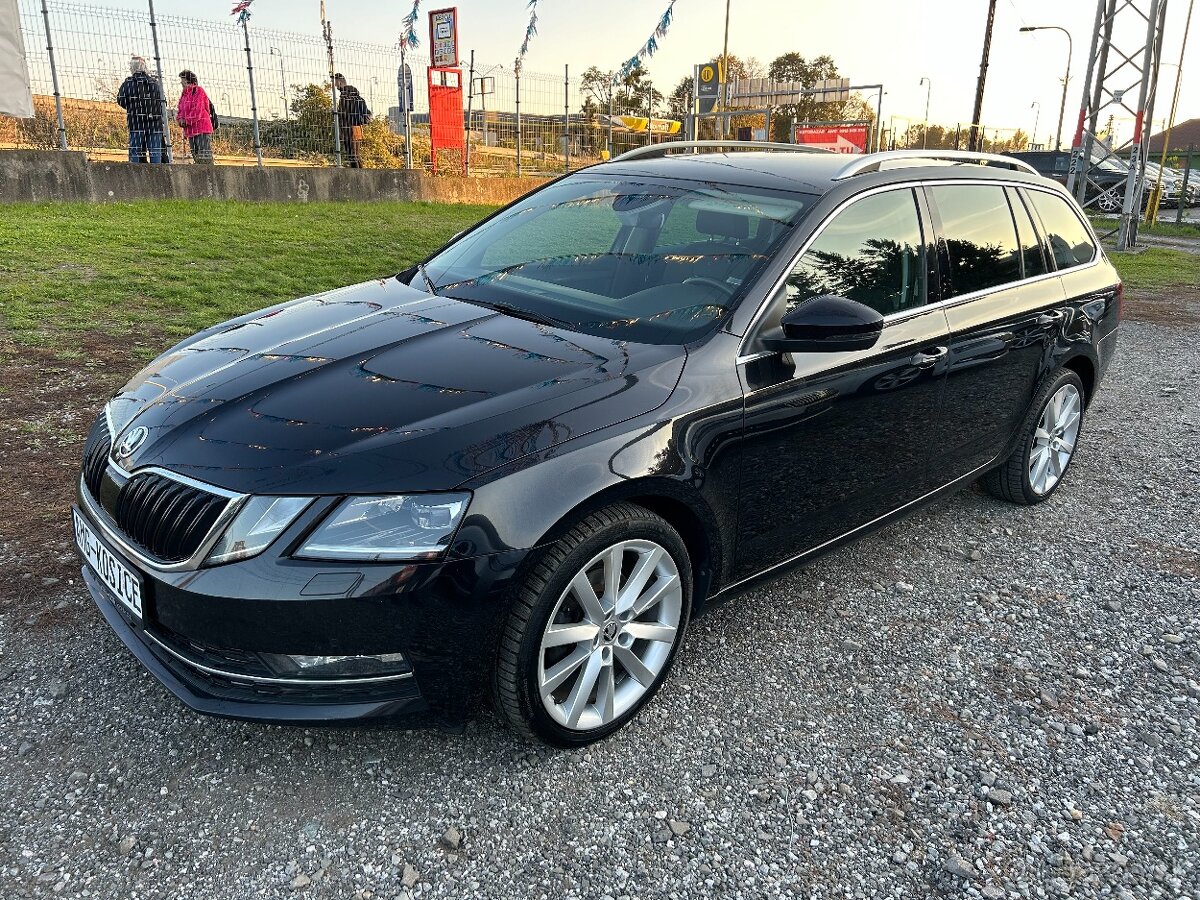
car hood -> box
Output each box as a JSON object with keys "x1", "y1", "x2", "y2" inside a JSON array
[{"x1": 105, "y1": 278, "x2": 686, "y2": 495}]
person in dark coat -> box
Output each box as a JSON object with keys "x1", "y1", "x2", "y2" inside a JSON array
[
  {"x1": 116, "y1": 57, "x2": 166, "y2": 164},
  {"x1": 333, "y1": 73, "x2": 371, "y2": 168}
]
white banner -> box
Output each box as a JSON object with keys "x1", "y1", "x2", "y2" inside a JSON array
[{"x1": 0, "y1": 0, "x2": 35, "y2": 118}]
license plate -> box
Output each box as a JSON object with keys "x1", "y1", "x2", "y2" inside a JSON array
[{"x1": 73, "y1": 508, "x2": 143, "y2": 620}]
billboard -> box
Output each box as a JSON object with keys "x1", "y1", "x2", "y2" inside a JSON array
[
  {"x1": 603, "y1": 115, "x2": 682, "y2": 135},
  {"x1": 428, "y1": 8, "x2": 459, "y2": 68},
  {"x1": 794, "y1": 124, "x2": 870, "y2": 154}
]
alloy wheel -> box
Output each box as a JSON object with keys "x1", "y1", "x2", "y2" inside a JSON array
[
  {"x1": 1028, "y1": 383, "x2": 1082, "y2": 496},
  {"x1": 537, "y1": 539, "x2": 683, "y2": 731},
  {"x1": 1096, "y1": 190, "x2": 1121, "y2": 214}
]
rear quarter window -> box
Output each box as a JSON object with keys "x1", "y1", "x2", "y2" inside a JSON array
[{"x1": 1024, "y1": 189, "x2": 1097, "y2": 270}]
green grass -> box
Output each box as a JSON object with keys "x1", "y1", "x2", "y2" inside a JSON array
[
  {"x1": 1109, "y1": 247, "x2": 1200, "y2": 292},
  {"x1": 0, "y1": 200, "x2": 496, "y2": 352},
  {"x1": 1088, "y1": 216, "x2": 1200, "y2": 240},
  {"x1": 2, "y1": 200, "x2": 1194, "y2": 360}
]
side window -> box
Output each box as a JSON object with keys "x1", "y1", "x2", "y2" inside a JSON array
[
  {"x1": 786, "y1": 189, "x2": 925, "y2": 316},
  {"x1": 931, "y1": 184, "x2": 1022, "y2": 297},
  {"x1": 1024, "y1": 189, "x2": 1098, "y2": 269},
  {"x1": 1007, "y1": 187, "x2": 1048, "y2": 278}
]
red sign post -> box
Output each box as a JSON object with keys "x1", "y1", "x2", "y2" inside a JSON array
[
  {"x1": 428, "y1": 67, "x2": 465, "y2": 174},
  {"x1": 426, "y1": 8, "x2": 464, "y2": 174},
  {"x1": 793, "y1": 124, "x2": 870, "y2": 154}
]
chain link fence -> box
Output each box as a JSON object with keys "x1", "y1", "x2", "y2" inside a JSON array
[{"x1": 6, "y1": 0, "x2": 671, "y2": 175}]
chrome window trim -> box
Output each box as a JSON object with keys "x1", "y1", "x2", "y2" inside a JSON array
[
  {"x1": 735, "y1": 178, "x2": 1103, "y2": 363},
  {"x1": 79, "y1": 470, "x2": 247, "y2": 573},
  {"x1": 141, "y1": 630, "x2": 414, "y2": 686}
]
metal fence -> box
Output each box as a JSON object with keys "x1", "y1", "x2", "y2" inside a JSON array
[{"x1": 6, "y1": 0, "x2": 670, "y2": 175}]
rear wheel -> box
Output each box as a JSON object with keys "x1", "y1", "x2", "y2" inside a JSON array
[
  {"x1": 983, "y1": 368, "x2": 1085, "y2": 505},
  {"x1": 494, "y1": 503, "x2": 691, "y2": 746}
]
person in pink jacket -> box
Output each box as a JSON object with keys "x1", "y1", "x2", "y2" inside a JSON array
[{"x1": 176, "y1": 70, "x2": 215, "y2": 165}]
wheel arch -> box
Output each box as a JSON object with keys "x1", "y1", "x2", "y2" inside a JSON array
[
  {"x1": 1060, "y1": 353, "x2": 1097, "y2": 403},
  {"x1": 532, "y1": 478, "x2": 726, "y2": 615}
]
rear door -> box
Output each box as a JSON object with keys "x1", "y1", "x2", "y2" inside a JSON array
[
  {"x1": 732, "y1": 187, "x2": 950, "y2": 580},
  {"x1": 926, "y1": 182, "x2": 1067, "y2": 478}
]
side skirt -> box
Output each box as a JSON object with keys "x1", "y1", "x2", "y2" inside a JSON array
[{"x1": 702, "y1": 457, "x2": 999, "y2": 610}]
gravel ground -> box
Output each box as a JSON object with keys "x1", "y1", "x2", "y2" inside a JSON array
[{"x1": 1, "y1": 320, "x2": 1198, "y2": 900}]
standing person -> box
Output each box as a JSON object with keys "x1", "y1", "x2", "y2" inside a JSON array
[
  {"x1": 176, "y1": 70, "x2": 215, "y2": 165},
  {"x1": 116, "y1": 56, "x2": 166, "y2": 164},
  {"x1": 333, "y1": 73, "x2": 371, "y2": 168}
]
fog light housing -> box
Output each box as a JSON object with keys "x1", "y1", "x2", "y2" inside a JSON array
[{"x1": 259, "y1": 652, "x2": 411, "y2": 679}]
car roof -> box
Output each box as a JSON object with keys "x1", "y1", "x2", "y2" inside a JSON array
[{"x1": 589, "y1": 151, "x2": 1049, "y2": 196}]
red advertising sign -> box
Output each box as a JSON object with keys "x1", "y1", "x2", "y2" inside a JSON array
[{"x1": 794, "y1": 124, "x2": 870, "y2": 154}]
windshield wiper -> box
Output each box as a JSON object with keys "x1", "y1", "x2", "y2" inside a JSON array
[
  {"x1": 469, "y1": 299, "x2": 572, "y2": 330},
  {"x1": 415, "y1": 262, "x2": 438, "y2": 296}
]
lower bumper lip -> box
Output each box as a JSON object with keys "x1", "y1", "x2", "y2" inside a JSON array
[
  {"x1": 81, "y1": 565, "x2": 429, "y2": 725},
  {"x1": 139, "y1": 629, "x2": 416, "y2": 686}
]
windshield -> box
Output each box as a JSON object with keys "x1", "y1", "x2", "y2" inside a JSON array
[{"x1": 415, "y1": 175, "x2": 812, "y2": 344}]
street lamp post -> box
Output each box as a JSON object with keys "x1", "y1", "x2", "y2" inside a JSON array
[
  {"x1": 1030, "y1": 101, "x2": 1041, "y2": 149},
  {"x1": 1019, "y1": 25, "x2": 1072, "y2": 151},
  {"x1": 269, "y1": 47, "x2": 288, "y2": 121},
  {"x1": 919, "y1": 76, "x2": 931, "y2": 148}
]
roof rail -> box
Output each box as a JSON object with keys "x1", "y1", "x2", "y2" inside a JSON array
[
  {"x1": 611, "y1": 140, "x2": 832, "y2": 162},
  {"x1": 832, "y1": 149, "x2": 1040, "y2": 180}
]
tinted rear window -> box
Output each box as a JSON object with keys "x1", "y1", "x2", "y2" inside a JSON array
[
  {"x1": 931, "y1": 184, "x2": 1022, "y2": 296},
  {"x1": 1024, "y1": 189, "x2": 1097, "y2": 269}
]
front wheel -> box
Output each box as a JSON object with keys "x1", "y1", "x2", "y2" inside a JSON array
[
  {"x1": 494, "y1": 503, "x2": 692, "y2": 746},
  {"x1": 982, "y1": 368, "x2": 1085, "y2": 505}
]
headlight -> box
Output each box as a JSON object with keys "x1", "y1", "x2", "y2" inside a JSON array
[
  {"x1": 295, "y1": 493, "x2": 470, "y2": 562},
  {"x1": 206, "y1": 496, "x2": 313, "y2": 565}
]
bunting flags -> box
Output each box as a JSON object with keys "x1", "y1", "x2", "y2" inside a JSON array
[
  {"x1": 230, "y1": 0, "x2": 253, "y2": 24},
  {"x1": 617, "y1": 0, "x2": 676, "y2": 81},
  {"x1": 514, "y1": 0, "x2": 539, "y2": 75},
  {"x1": 401, "y1": 0, "x2": 421, "y2": 49}
]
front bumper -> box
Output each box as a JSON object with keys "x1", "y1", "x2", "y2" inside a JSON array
[{"x1": 75, "y1": 501, "x2": 528, "y2": 727}]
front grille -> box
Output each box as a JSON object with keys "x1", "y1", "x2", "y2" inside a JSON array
[
  {"x1": 80, "y1": 411, "x2": 234, "y2": 566},
  {"x1": 113, "y1": 473, "x2": 228, "y2": 563},
  {"x1": 81, "y1": 416, "x2": 110, "y2": 499}
]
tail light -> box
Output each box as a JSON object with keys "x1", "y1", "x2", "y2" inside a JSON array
[{"x1": 1115, "y1": 282, "x2": 1124, "y2": 322}]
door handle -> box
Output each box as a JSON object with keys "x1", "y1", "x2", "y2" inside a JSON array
[
  {"x1": 1037, "y1": 310, "x2": 1065, "y2": 326},
  {"x1": 909, "y1": 346, "x2": 948, "y2": 369}
]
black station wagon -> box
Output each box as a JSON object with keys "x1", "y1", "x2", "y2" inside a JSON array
[{"x1": 74, "y1": 145, "x2": 1121, "y2": 745}]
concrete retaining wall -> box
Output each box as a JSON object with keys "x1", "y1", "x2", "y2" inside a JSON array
[{"x1": 0, "y1": 151, "x2": 549, "y2": 205}]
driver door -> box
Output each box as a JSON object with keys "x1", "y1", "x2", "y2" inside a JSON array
[{"x1": 732, "y1": 187, "x2": 950, "y2": 580}]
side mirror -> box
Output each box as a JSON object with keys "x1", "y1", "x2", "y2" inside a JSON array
[{"x1": 762, "y1": 295, "x2": 884, "y2": 353}]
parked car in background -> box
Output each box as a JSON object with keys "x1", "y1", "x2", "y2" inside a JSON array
[
  {"x1": 1008, "y1": 150, "x2": 1196, "y2": 211},
  {"x1": 73, "y1": 146, "x2": 1121, "y2": 746}
]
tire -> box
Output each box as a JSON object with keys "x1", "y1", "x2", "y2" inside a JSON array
[
  {"x1": 493, "y1": 503, "x2": 692, "y2": 747},
  {"x1": 982, "y1": 368, "x2": 1085, "y2": 505}
]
